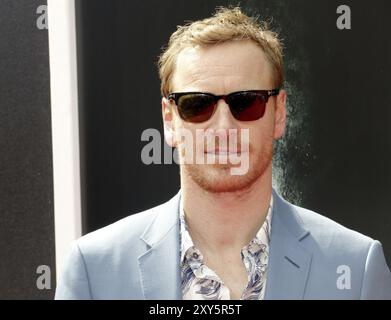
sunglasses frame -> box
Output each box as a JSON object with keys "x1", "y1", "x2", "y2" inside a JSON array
[{"x1": 167, "y1": 89, "x2": 280, "y2": 122}]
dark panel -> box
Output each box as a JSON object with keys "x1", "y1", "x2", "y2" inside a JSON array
[
  {"x1": 0, "y1": 0, "x2": 55, "y2": 299},
  {"x1": 76, "y1": 0, "x2": 391, "y2": 266}
]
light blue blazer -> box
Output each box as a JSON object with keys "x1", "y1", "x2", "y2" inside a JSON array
[{"x1": 55, "y1": 189, "x2": 391, "y2": 299}]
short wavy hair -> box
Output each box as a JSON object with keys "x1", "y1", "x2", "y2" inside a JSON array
[{"x1": 157, "y1": 6, "x2": 284, "y2": 97}]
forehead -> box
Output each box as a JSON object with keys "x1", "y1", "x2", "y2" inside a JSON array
[{"x1": 171, "y1": 40, "x2": 273, "y2": 93}]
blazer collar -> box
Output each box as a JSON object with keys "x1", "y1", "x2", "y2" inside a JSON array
[
  {"x1": 139, "y1": 190, "x2": 181, "y2": 247},
  {"x1": 264, "y1": 188, "x2": 313, "y2": 299},
  {"x1": 138, "y1": 190, "x2": 182, "y2": 299},
  {"x1": 137, "y1": 188, "x2": 313, "y2": 300}
]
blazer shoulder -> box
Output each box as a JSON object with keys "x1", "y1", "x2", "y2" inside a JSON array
[
  {"x1": 76, "y1": 202, "x2": 163, "y2": 254},
  {"x1": 291, "y1": 203, "x2": 391, "y2": 298},
  {"x1": 290, "y1": 203, "x2": 375, "y2": 252}
]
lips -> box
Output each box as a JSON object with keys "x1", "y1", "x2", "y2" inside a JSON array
[{"x1": 205, "y1": 149, "x2": 242, "y2": 155}]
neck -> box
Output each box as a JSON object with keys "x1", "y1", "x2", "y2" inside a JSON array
[{"x1": 180, "y1": 164, "x2": 273, "y2": 256}]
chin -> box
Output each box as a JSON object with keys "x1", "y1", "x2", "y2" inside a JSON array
[
  {"x1": 180, "y1": 140, "x2": 274, "y2": 194},
  {"x1": 183, "y1": 161, "x2": 268, "y2": 194}
]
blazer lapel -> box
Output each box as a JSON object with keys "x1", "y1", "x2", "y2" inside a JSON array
[
  {"x1": 265, "y1": 189, "x2": 313, "y2": 299},
  {"x1": 137, "y1": 191, "x2": 182, "y2": 300}
]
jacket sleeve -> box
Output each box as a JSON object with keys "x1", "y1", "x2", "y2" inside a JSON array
[
  {"x1": 55, "y1": 241, "x2": 92, "y2": 300},
  {"x1": 360, "y1": 240, "x2": 391, "y2": 299}
]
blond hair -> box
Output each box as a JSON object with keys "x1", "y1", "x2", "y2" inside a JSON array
[{"x1": 157, "y1": 6, "x2": 284, "y2": 97}]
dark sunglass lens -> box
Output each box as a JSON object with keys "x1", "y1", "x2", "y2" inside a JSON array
[
  {"x1": 177, "y1": 94, "x2": 216, "y2": 123},
  {"x1": 228, "y1": 92, "x2": 267, "y2": 121}
]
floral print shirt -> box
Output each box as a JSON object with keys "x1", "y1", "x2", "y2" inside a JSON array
[{"x1": 180, "y1": 195, "x2": 273, "y2": 300}]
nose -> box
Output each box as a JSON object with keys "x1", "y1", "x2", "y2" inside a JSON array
[
  {"x1": 204, "y1": 99, "x2": 238, "y2": 145},
  {"x1": 210, "y1": 99, "x2": 237, "y2": 129}
]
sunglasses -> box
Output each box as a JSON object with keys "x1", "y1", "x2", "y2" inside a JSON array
[{"x1": 167, "y1": 89, "x2": 280, "y2": 123}]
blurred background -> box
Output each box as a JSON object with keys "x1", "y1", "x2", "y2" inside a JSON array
[{"x1": 1, "y1": 0, "x2": 390, "y2": 299}]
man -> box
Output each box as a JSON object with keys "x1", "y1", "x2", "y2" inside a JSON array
[{"x1": 55, "y1": 7, "x2": 391, "y2": 299}]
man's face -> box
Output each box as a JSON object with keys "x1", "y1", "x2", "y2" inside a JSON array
[{"x1": 162, "y1": 40, "x2": 286, "y2": 193}]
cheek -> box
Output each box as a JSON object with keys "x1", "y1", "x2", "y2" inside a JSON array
[
  {"x1": 247, "y1": 121, "x2": 275, "y2": 150},
  {"x1": 173, "y1": 122, "x2": 197, "y2": 149},
  {"x1": 171, "y1": 115, "x2": 185, "y2": 140}
]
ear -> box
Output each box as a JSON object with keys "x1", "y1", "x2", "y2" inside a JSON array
[
  {"x1": 162, "y1": 97, "x2": 177, "y2": 147},
  {"x1": 273, "y1": 89, "x2": 287, "y2": 140}
]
